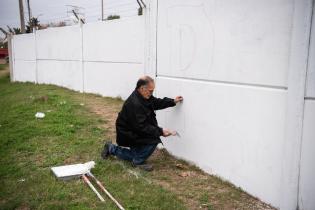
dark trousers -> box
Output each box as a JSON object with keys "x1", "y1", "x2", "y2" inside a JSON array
[{"x1": 108, "y1": 143, "x2": 158, "y2": 165}]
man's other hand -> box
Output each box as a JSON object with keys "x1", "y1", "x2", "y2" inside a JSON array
[
  {"x1": 162, "y1": 129, "x2": 172, "y2": 137},
  {"x1": 174, "y1": 96, "x2": 183, "y2": 104}
]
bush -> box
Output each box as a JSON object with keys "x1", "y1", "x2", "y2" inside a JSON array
[{"x1": 106, "y1": 15, "x2": 120, "y2": 20}]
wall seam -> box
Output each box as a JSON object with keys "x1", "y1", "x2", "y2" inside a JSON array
[
  {"x1": 280, "y1": 0, "x2": 314, "y2": 209},
  {"x1": 8, "y1": 35, "x2": 14, "y2": 82},
  {"x1": 296, "y1": 1, "x2": 314, "y2": 209},
  {"x1": 35, "y1": 59, "x2": 142, "y2": 64},
  {"x1": 157, "y1": 75, "x2": 288, "y2": 91},
  {"x1": 155, "y1": 0, "x2": 159, "y2": 78},
  {"x1": 80, "y1": 23, "x2": 85, "y2": 93},
  {"x1": 34, "y1": 30, "x2": 38, "y2": 84}
]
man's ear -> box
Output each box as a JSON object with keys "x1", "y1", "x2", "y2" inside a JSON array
[{"x1": 139, "y1": 86, "x2": 145, "y2": 94}]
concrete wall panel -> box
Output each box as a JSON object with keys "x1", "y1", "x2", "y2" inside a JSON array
[
  {"x1": 306, "y1": 7, "x2": 315, "y2": 98},
  {"x1": 37, "y1": 60, "x2": 83, "y2": 91},
  {"x1": 36, "y1": 25, "x2": 82, "y2": 60},
  {"x1": 13, "y1": 60, "x2": 36, "y2": 82},
  {"x1": 13, "y1": 33, "x2": 36, "y2": 61},
  {"x1": 155, "y1": 76, "x2": 287, "y2": 207},
  {"x1": 83, "y1": 17, "x2": 144, "y2": 63},
  {"x1": 157, "y1": 0, "x2": 293, "y2": 87},
  {"x1": 84, "y1": 62, "x2": 143, "y2": 99},
  {"x1": 298, "y1": 100, "x2": 315, "y2": 210}
]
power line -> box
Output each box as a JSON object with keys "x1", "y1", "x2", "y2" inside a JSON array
[
  {"x1": 40, "y1": 16, "x2": 70, "y2": 23},
  {"x1": 40, "y1": 14, "x2": 70, "y2": 21},
  {"x1": 85, "y1": 2, "x2": 136, "y2": 10},
  {"x1": 85, "y1": 0, "x2": 134, "y2": 9},
  {"x1": 103, "y1": 9, "x2": 138, "y2": 16},
  {"x1": 36, "y1": 11, "x2": 67, "y2": 17}
]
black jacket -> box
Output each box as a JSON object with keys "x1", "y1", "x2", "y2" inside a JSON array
[{"x1": 116, "y1": 90, "x2": 176, "y2": 147}]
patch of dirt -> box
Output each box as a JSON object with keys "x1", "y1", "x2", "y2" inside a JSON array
[
  {"x1": 148, "y1": 149, "x2": 275, "y2": 210},
  {"x1": 75, "y1": 94, "x2": 276, "y2": 210},
  {"x1": 0, "y1": 66, "x2": 9, "y2": 78},
  {"x1": 15, "y1": 204, "x2": 30, "y2": 210},
  {"x1": 73, "y1": 94, "x2": 122, "y2": 142}
]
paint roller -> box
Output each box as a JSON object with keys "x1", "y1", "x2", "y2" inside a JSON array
[
  {"x1": 51, "y1": 161, "x2": 105, "y2": 202},
  {"x1": 51, "y1": 161, "x2": 125, "y2": 209},
  {"x1": 51, "y1": 161, "x2": 96, "y2": 180}
]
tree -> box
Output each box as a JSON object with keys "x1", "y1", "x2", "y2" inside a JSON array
[
  {"x1": 138, "y1": 7, "x2": 143, "y2": 16},
  {"x1": 13, "y1": 28, "x2": 21, "y2": 34},
  {"x1": 0, "y1": 41, "x2": 8, "y2": 49},
  {"x1": 26, "y1": 17, "x2": 40, "y2": 32},
  {"x1": 106, "y1": 15, "x2": 120, "y2": 20}
]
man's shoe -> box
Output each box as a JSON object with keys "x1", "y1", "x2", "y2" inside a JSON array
[
  {"x1": 132, "y1": 163, "x2": 153, "y2": 172},
  {"x1": 101, "y1": 142, "x2": 111, "y2": 159}
]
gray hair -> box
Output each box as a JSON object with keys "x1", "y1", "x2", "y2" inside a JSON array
[{"x1": 136, "y1": 75, "x2": 154, "y2": 89}]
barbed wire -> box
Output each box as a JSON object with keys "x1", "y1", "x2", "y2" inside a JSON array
[
  {"x1": 85, "y1": 2, "x2": 137, "y2": 11},
  {"x1": 1, "y1": 0, "x2": 141, "y2": 30},
  {"x1": 40, "y1": 16, "x2": 70, "y2": 23},
  {"x1": 12, "y1": 0, "x2": 140, "y2": 26},
  {"x1": 85, "y1": 0, "x2": 136, "y2": 9}
]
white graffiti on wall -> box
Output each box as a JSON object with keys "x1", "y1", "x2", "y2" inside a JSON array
[{"x1": 159, "y1": 0, "x2": 215, "y2": 79}]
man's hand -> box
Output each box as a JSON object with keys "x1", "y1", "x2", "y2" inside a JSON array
[
  {"x1": 162, "y1": 129, "x2": 172, "y2": 137},
  {"x1": 174, "y1": 96, "x2": 183, "y2": 104}
]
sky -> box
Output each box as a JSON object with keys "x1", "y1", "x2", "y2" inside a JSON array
[{"x1": 0, "y1": 0, "x2": 139, "y2": 38}]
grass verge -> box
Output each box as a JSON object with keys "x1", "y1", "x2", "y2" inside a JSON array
[
  {"x1": 0, "y1": 72, "x2": 275, "y2": 210},
  {"x1": 0, "y1": 74, "x2": 185, "y2": 210}
]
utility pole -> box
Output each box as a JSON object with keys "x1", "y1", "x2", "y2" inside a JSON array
[
  {"x1": 26, "y1": 0, "x2": 32, "y2": 31},
  {"x1": 18, "y1": 0, "x2": 26, "y2": 33},
  {"x1": 101, "y1": 0, "x2": 104, "y2": 21}
]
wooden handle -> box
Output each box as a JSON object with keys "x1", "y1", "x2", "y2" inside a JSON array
[{"x1": 82, "y1": 175, "x2": 105, "y2": 202}]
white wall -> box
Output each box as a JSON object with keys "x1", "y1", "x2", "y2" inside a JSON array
[
  {"x1": 35, "y1": 25, "x2": 83, "y2": 91},
  {"x1": 36, "y1": 25, "x2": 82, "y2": 61},
  {"x1": 305, "y1": 5, "x2": 315, "y2": 98},
  {"x1": 84, "y1": 62, "x2": 143, "y2": 99},
  {"x1": 83, "y1": 19, "x2": 144, "y2": 63},
  {"x1": 12, "y1": 33, "x2": 36, "y2": 82},
  {"x1": 156, "y1": 0, "x2": 292, "y2": 88},
  {"x1": 37, "y1": 60, "x2": 83, "y2": 91},
  {"x1": 155, "y1": 0, "x2": 293, "y2": 207},
  {"x1": 10, "y1": 1, "x2": 315, "y2": 209},
  {"x1": 299, "y1": 100, "x2": 315, "y2": 210},
  {"x1": 150, "y1": 0, "x2": 312, "y2": 208},
  {"x1": 156, "y1": 78, "x2": 286, "y2": 206},
  {"x1": 12, "y1": 16, "x2": 145, "y2": 99},
  {"x1": 82, "y1": 18, "x2": 144, "y2": 98},
  {"x1": 298, "y1": 3, "x2": 315, "y2": 209}
]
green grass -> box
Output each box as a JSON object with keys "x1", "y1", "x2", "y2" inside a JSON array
[
  {"x1": 0, "y1": 74, "x2": 186, "y2": 210},
  {"x1": 0, "y1": 64, "x2": 7, "y2": 70}
]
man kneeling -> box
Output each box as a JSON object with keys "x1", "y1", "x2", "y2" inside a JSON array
[{"x1": 101, "y1": 76, "x2": 183, "y2": 171}]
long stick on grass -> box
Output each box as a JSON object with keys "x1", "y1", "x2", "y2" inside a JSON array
[
  {"x1": 82, "y1": 174, "x2": 105, "y2": 202},
  {"x1": 88, "y1": 172, "x2": 125, "y2": 210}
]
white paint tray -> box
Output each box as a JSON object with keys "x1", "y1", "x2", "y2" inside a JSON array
[{"x1": 51, "y1": 161, "x2": 95, "y2": 180}]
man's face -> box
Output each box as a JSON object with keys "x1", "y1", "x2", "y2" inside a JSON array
[{"x1": 140, "y1": 82, "x2": 155, "y2": 99}]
